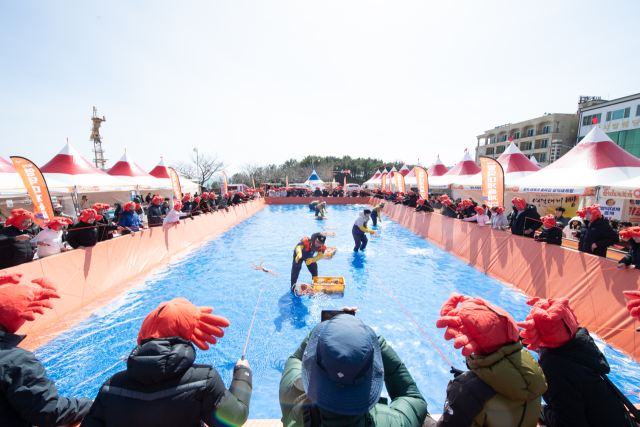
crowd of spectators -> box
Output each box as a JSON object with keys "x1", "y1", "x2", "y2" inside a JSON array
[{"x1": 266, "y1": 186, "x2": 374, "y2": 197}]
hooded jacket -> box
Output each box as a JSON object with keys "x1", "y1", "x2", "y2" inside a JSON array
[
  {"x1": 30, "y1": 228, "x2": 65, "y2": 258},
  {"x1": 81, "y1": 337, "x2": 252, "y2": 427},
  {"x1": 537, "y1": 226, "x2": 563, "y2": 246},
  {"x1": 1, "y1": 330, "x2": 92, "y2": 427},
  {"x1": 437, "y1": 341, "x2": 547, "y2": 427},
  {"x1": 66, "y1": 220, "x2": 99, "y2": 248},
  {"x1": 147, "y1": 203, "x2": 164, "y2": 226},
  {"x1": 620, "y1": 238, "x2": 640, "y2": 268},
  {"x1": 577, "y1": 216, "x2": 619, "y2": 257},
  {"x1": 117, "y1": 210, "x2": 143, "y2": 234},
  {"x1": 509, "y1": 204, "x2": 541, "y2": 238},
  {"x1": 538, "y1": 327, "x2": 636, "y2": 427},
  {"x1": 0, "y1": 226, "x2": 34, "y2": 269},
  {"x1": 279, "y1": 329, "x2": 428, "y2": 427}
]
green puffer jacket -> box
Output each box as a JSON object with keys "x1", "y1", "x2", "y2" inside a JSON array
[
  {"x1": 280, "y1": 327, "x2": 428, "y2": 427},
  {"x1": 438, "y1": 341, "x2": 547, "y2": 427}
]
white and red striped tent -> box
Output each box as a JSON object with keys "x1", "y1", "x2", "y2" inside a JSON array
[
  {"x1": 0, "y1": 157, "x2": 72, "y2": 197},
  {"x1": 398, "y1": 163, "x2": 411, "y2": 177},
  {"x1": 363, "y1": 169, "x2": 382, "y2": 187},
  {"x1": 430, "y1": 151, "x2": 481, "y2": 189},
  {"x1": 427, "y1": 156, "x2": 449, "y2": 177},
  {"x1": 509, "y1": 126, "x2": 640, "y2": 194},
  {"x1": 404, "y1": 160, "x2": 424, "y2": 186},
  {"x1": 108, "y1": 152, "x2": 171, "y2": 190},
  {"x1": 40, "y1": 142, "x2": 135, "y2": 193},
  {"x1": 148, "y1": 158, "x2": 199, "y2": 192},
  {"x1": 529, "y1": 155, "x2": 542, "y2": 168}
]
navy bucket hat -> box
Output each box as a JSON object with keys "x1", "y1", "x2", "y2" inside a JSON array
[{"x1": 301, "y1": 314, "x2": 384, "y2": 415}]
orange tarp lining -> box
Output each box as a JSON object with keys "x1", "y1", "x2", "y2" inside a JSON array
[
  {"x1": 8, "y1": 200, "x2": 266, "y2": 336},
  {"x1": 264, "y1": 196, "x2": 371, "y2": 205},
  {"x1": 375, "y1": 200, "x2": 640, "y2": 362}
]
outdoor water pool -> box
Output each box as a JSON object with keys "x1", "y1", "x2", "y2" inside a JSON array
[{"x1": 36, "y1": 204, "x2": 640, "y2": 418}]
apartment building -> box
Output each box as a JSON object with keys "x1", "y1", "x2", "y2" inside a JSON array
[
  {"x1": 578, "y1": 93, "x2": 640, "y2": 157},
  {"x1": 475, "y1": 113, "x2": 579, "y2": 167}
]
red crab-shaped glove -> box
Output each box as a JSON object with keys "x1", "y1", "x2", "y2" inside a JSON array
[
  {"x1": 516, "y1": 297, "x2": 579, "y2": 351},
  {"x1": 623, "y1": 291, "x2": 640, "y2": 321},
  {"x1": 0, "y1": 276, "x2": 60, "y2": 333}
]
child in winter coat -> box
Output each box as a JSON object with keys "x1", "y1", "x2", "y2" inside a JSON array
[
  {"x1": 163, "y1": 202, "x2": 193, "y2": 225},
  {"x1": 489, "y1": 206, "x2": 509, "y2": 230},
  {"x1": 463, "y1": 206, "x2": 490, "y2": 226},
  {"x1": 117, "y1": 202, "x2": 146, "y2": 235},
  {"x1": 31, "y1": 217, "x2": 73, "y2": 258},
  {"x1": 535, "y1": 215, "x2": 563, "y2": 245}
]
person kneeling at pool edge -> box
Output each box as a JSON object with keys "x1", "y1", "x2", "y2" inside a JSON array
[
  {"x1": 279, "y1": 308, "x2": 430, "y2": 427},
  {"x1": 81, "y1": 298, "x2": 252, "y2": 427},
  {"x1": 352, "y1": 209, "x2": 377, "y2": 251},
  {"x1": 291, "y1": 233, "x2": 326, "y2": 292}
]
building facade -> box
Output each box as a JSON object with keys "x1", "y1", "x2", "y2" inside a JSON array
[
  {"x1": 475, "y1": 113, "x2": 579, "y2": 167},
  {"x1": 578, "y1": 93, "x2": 640, "y2": 157}
]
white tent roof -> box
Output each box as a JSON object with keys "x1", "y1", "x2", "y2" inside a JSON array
[
  {"x1": 530, "y1": 155, "x2": 542, "y2": 168},
  {"x1": 148, "y1": 158, "x2": 199, "y2": 191},
  {"x1": 304, "y1": 168, "x2": 325, "y2": 187},
  {"x1": 430, "y1": 151, "x2": 481, "y2": 189},
  {"x1": 40, "y1": 142, "x2": 135, "y2": 193},
  {"x1": 509, "y1": 126, "x2": 640, "y2": 194},
  {"x1": 364, "y1": 169, "x2": 382, "y2": 185},
  {"x1": 0, "y1": 157, "x2": 73, "y2": 197},
  {"x1": 108, "y1": 152, "x2": 172, "y2": 190},
  {"x1": 404, "y1": 161, "x2": 425, "y2": 185}
]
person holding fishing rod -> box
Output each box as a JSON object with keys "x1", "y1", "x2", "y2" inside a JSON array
[
  {"x1": 81, "y1": 298, "x2": 252, "y2": 427},
  {"x1": 291, "y1": 233, "x2": 326, "y2": 293}
]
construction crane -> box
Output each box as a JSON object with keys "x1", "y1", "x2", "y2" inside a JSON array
[{"x1": 90, "y1": 107, "x2": 107, "y2": 170}]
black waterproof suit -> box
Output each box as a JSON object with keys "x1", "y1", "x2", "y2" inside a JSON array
[
  {"x1": 509, "y1": 204, "x2": 542, "y2": 238},
  {"x1": 81, "y1": 337, "x2": 252, "y2": 427},
  {"x1": 0, "y1": 226, "x2": 34, "y2": 270},
  {"x1": 96, "y1": 216, "x2": 119, "y2": 242},
  {"x1": 620, "y1": 238, "x2": 640, "y2": 268},
  {"x1": 536, "y1": 226, "x2": 563, "y2": 246},
  {"x1": 66, "y1": 220, "x2": 99, "y2": 249},
  {"x1": 147, "y1": 203, "x2": 164, "y2": 227},
  {"x1": 1, "y1": 330, "x2": 92, "y2": 427},
  {"x1": 539, "y1": 328, "x2": 636, "y2": 427},
  {"x1": 577, "y1": 216, "x2": 619, "y2": 257}
]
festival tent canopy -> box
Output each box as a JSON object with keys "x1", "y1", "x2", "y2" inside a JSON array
[
  {"x1": 148, "y1": 158, "x2": 199, "y2": 192},
  {"x1": 508, "y1": 126, "x2": 640, "y2": 194},
  {"x1": 0, "y1": 157, "x2": 73, "y2": 197},
  {"x1": 398, "y1": 164, "x2": 411, "y2": 177},
  {"x1": 363, "y1": 169, "x2": 382, "y2": 186},
  {"x1": 430, "y1": 151, "x2": 481, "y2": 189},
  {"x1": 304, "y1": 168, "x2": 325, "y2": 187},
  {"x1": 40, "y1": 142, "x2": 136, "y2": 192},
  {"x1": 108, "y1": 152, "x2": 172, "y2": 190},
  {"x1": 404, "y1": 160, "x2": 425, "y2": 185},
  {"x1": 427, "y1": 156, "x2": 449, "y2": 177},
  {"x1": 530, "y1": 155, "x2": 542, "y2": 168}
]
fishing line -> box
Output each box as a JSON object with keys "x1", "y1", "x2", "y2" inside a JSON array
[
  {"x1": 419, "y1": 252, "x2": 460, "y2": 294},
  {"x1": 242, "y1": 286, "x2": 264, "y2": 360},
  {"x1": 367, "y1": 268, "x2": 453, "y2": 368}
]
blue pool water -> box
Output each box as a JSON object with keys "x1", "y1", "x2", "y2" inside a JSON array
[{"x1": 36, "y1": 205, "x2": 640, "y2": 418}]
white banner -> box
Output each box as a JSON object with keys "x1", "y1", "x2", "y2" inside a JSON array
[{"x1": 598, "y1": 197, "x2": 623, "y2": 221}]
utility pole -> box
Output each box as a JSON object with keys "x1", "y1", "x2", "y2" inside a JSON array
[{"x1": 90, "y1": 107, "x2": 107, "y2": 170}]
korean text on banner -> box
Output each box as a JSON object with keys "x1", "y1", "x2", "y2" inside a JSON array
[
  {"x1": 10, "y1": 157, "x2": 54, "y2": 226},
  {"x1": 414, "y1": 166, "x2": 429, "y2": 200},
  {"x1": 222, "y1": 172, "x2": 228, "y2": 195},
  {"x1": 479, "y1": 157, "x2": 504, "y2": 209},
  {"x1": 167, "y1": 167, "x2": 182, "y2": 204},
  {"x1": 381, "y1": 173, "x2": 386, "y2": 191},
  {"x1": 394, "y1": 171, "x2": 406, "y2": 193},
  {"x1": 252, "y1": 175, "x2": 256, "y2": 190}
]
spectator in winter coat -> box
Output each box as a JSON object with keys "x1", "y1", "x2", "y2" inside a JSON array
[
  {"x1": 510, "y1": 197, "x2": 542, "y2": 238},
  {"x1": 463, "y1": 206, "x2": 490, "y2": 226},
  {"x1": 404, "y1": 191, "x2": 418, "y2": 208},
  {"x1": 0, "y1": 273, "x2": 93, "y2": 426},
  {"x1": 279, "y1": 310, "x2": 429, "y2": 427},
  {"x1": 535, "y1": 215, "x2": 563, "y2": 246},
  {"x1": 80, "y1": 195, "x2": 90, "y2": 210},
  {"x1": 67, "y1": 209, "x2": 102, "y2": 249},
  {"x1": 113, "y1": 202, "x2": 122, "y2": 219},
  {"x1": 160, "y1": 199, "x2": 170, "y2": 216},
  {"x1": 180, "y1": 193, "x2": 193, "y2": 214},
  {"x1": 432, "y1": 293, "x2": 547, "y2": 427},
  {"x1": 618, "y1": 226, "x2": 640, "y2": 269},
  {"x1": 489, "y1": 206, "x2": 509, "y2": 230},
  {"x1": 31, "y1": 217, "x2": 73, "y2": 258},
  {"x1": 615, "y1": 221, "x2": 633, "y2": 252},
  {"x1": 564, "y1": 217, "x2": 582, "y2": 241},
  {"x1": 147, "y1": 194, "x2": 166, "y2": 227},
  {"x1": 321, "y1": 188, "x2": 329, "y2": 197},
  {"x1": 144, "y1": 193, "x2": 152, "y2": 204},
  {"x1": 163, "y1": 202, "x2": 193, "y2": 225},
  {"x1": 415, "y1": 199, "x2": 434, "y2": 213},
  {"x1": 93, "y1": 203, "x2": 120, "y2": 242},
  {"x1": 0, "y1": 209, "x2": 36, "y2": 269},
  {"x1": 117, "y1": 202, "x2": 145, "y2": 235},
  {"x1": 81, "y1": 298, "x2": 252, "y2": 427},
  {"x1": 518, "y1": 297, "x2": 636, "y2": 427},
  {"x1": 440, "y1": 195, "x2": 457, "y2": 219},
  {"x1": 313, "y1": 187, "x2": 322, "y2": 197},
  {"x1": 53, "y1": 202, "x2": 74, "y2": 221},
  {"x1": 554, "y1": 206, "x2": 569, "y2": 228},
  {"x1": 133, "y1": 196, "x2": 144, "y2": 217},
  {"x1": 574, "y1": 205, "x2": 619, "y2": 257},
  {"x1": 199, "y1": 193, "x2": 211, "y2": 213}
]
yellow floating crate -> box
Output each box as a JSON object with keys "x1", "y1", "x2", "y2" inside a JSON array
[
  {"x1": 323, "y1": 247, "x2": 337, "y2": 259},
  {"x1": 312, "y1": 276, "x2": 345, "y2": 294}
]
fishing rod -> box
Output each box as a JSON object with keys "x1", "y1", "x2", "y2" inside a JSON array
[{"x1": 242, "y1": 286, "x2": 264, "y2": 360}]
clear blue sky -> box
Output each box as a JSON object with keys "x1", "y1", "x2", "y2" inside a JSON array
[{"x1": 1, "y1": 1, "x2": 638, "y2": 175}]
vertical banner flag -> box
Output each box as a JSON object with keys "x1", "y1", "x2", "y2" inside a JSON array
[
  {"x1": 167, "y1": 167, "x2": 182, "y2": 205},
  {"x1": 286, "y1": 176, "x2": 289, "y2": 188},
  {"x1": 10, "y1": 157, "x2": 55, "y2": 226},
  {"x1": 252, "y1": 175, "x2": 256, "y2": 190},
  {"x1": 414, "y1": 166, "x2": 429, "y2": 200},
  {"x1": 222, "y1": 172, "x2": 228, "y2": 195},
  {"x1": 381, "y1": 173, "x2": 386, "y2": 191},
  {"x1": 344, "y1": 176, "x2": 346, "y2": 188},
  {"x1": 394, "y1": 170, "x2": 406, "y2": 194},
  {"x1": 479, "y1": 157, "x2": 504, "y2": 209}
]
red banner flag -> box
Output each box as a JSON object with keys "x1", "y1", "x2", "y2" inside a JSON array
[
  {"x1": 381, "y1": 173, "x2": 386, "y2": 191},
  {"x1": 167, "y1": 167, "x2": 182, "y2": 205},
  {"x1": 222, "y1": 172, "x2": 228, "y2": 194},
  {"x1": 10, "y1": 157, "x2": 55, "y2": 226},
  {"x1": 479, "y1": 157, "x2": 504, "y2": 209},
  {"x1": 414, "y1": 166, "x2": 429, "y2": 200}
]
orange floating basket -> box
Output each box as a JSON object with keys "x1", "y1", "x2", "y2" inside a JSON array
[
  {"x1": 323, "y1": 247, "x2": 337, "y2": 259},
  {"x1": 312, "y1": 276, "x2": 345, "y2": 294}
]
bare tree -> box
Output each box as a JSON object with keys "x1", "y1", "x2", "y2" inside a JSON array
[{"x1": 172, "y1": 151, "x2": 228, "y2": 189}]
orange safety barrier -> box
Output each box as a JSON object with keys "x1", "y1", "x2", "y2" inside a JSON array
[
  {"x1": 375, "y1": 200, "x2": 640, "y2": 362},
  {"x1": 6, "y1": 199, "x2": 267, "y2": 337}
]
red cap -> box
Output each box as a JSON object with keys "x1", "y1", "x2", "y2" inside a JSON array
[
  {"x1": 5, "y1": 209, "x2": 35, "y2": 230},
  {"x1": 46, "y1": 217, "x2": 73, "y2": 230},
  {"x1": 183, "y1": 193, "x2": 191, "y2": 202},
  {"x1": 91, "y1": 203, "x2": 111, "y2": 211},
  {"x1": 623, "y1": 291, "x2": 640, "y2": 322},
  {"x1": 583, "y1": 204, "x2": 602, "y2": 220},
  {"x1": 0, "y1": 274, "x2": 60, "y2": 333},
  {"x1": 124, "y1": 201, "x2": 136, "y2": 212},
  {"x1": 620, "y1": 226, "x2": 640, "y2": 239},
  {"x1": 542, "y1": 214, "x2": 556, "y2": 228},
  {"x1": 137, "y1": 298, "x2": 230, "y2": 351},
  {"x1": 495, "y1": 206, "x2": 505, "y2": 214},
  {"x1": 408, "y1": 191, "x2": 414, "y2": 196},
  {"x1": 517, "y1": 297, "x2": 579, "y2": 350},
  {"x1": 474, "y1": 206, "x2": 485, "y2": 215},
  {"x1": 152, "y1": 195, "x2": 164, "y2": 205},
  {"x1": 437, "y1": 293, "x2": 519, "y2": 356},
  {"x1": 194, "y1": 196, "x2": 201, "y2": 203},
  {"x1": 511, "y1": 197, "x2": 527, "y2": 210},
  {"x1": 78, "y1": 209, "x2": 103, "y2": 223},
  {"x1": 416, "y1": 199, "x2": 425, "y2": 205}
]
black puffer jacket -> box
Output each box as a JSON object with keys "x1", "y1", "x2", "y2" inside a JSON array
[
  {"x1": 81, "y1": 337, "x2": 252, "y2": 427},
  {"x1": 620, "y1": 238, "x2": 640, "y2": 268},
  {"x1": 537, "y1": 226, "x2": 563, "y2": 246},
  {"x1": 1, "y1": 331, "x2": 92, "y2": 427},
  {"x1": 147, "y1": 203, "x2": 164, "y2": 227},
  {"x1": 577, "y1": 216, "x2": 619, "y2": 257},
  {"x1": 66, "y1": 221, "x2": 99, "y2": 249},
  {"x1": 0, "y1": 226, "x2": 34, "y2": 270},
  {"x1": 539, "y1": 327, "x2": 636, "y2": 427},
  {"x1": 509, "y1": 204, "x2": 541, "y2": 238},
  {"x1": 96, "y1": 216, "x2": 119, "y2": 242}
]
